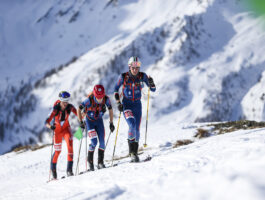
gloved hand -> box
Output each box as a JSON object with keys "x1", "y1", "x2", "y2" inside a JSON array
[
  {"x1": 79, "y1": 121, "x2": 85, "y2": 129},
  {"x1": 148, "y1": 76, "x2": 155, "y2": 88},
  {"x1": 50, "y1": 125, "x2": 56, "y2": 130},
  {"x1": 102, "y1": 104, "x2": 106, "y2": 114},
  {"x1": 117, "y1": 102, "x2": 123, "y2": 112},
  {"x1": 109, "y1": 122, "x2": 115, "y2": 132}
]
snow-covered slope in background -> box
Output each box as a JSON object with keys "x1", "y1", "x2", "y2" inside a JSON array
[
  {"x1": 0, "y1": 123, "x2": 265, "y2": 200},
  {"x1": 1, "y1": 0, "x2": 265, "y2": 153}
]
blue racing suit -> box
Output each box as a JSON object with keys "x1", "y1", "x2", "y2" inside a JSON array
[
  {"x1": 80, "y1": 94, "x2": 112, "y2": 151},
  {"x1": 114, "y1": 71, "x2": 156, "y2": 142}
]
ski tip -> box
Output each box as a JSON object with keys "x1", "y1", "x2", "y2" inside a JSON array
[
  {"x1": 47, "y1": 178, "x2": 58, "y2": 183},
  {"x1": 143, "y1": 156, "x2": 152, "y2": 162}
]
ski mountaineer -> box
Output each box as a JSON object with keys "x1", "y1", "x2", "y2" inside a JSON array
[
  {"x1": 114, "y1": 56, "x2": 156, "y2": 162},
  {"x1": 45, "y1": 91, "x2": 78, "y2": 179},
  {"x1": 77, "y1": 85, "x2": 115, "y2": 171}
]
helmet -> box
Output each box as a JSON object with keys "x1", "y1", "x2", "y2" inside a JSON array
[
  {"x1": 128, "y1": 56, "x2": 141, "y2": 67},
  {"x1": 59, "y1": 91, "x2": 70, "y2": 102},
  {"x1": 93, "y1": 85, "x2": 105, "y2": 99}
]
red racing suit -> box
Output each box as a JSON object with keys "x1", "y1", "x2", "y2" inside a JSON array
[{"x1": 45, "y1": 101, "x2": 77, "y2": 164}]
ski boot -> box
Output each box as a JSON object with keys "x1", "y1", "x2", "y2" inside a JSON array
[
  {"x1": 97, "y1": 149, "x2": 106, "y2": 169},
  {"x1": 88, "y1": 151, "x2": 95, "y2": 171},
  {"x1": 66, "y1": 161, "x2": 74, "y2": 176},
  {"x1": 51, "y1": 163, "x2": 57, "y2": 179},
  {"x1": 128, "y1": 140, "x2": 140, "y2": 163}
]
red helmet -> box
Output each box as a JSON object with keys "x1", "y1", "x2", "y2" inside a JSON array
[{"x1": 93, "y1": 85, "x2": 105, "y2": 99}]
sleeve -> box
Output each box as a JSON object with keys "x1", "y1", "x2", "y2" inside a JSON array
[
  {"x1": 71, "y1": 105, "x2": 78, "y2": 116},
  {"x1": 105, "y1": 96, "x2": 112, "y2": 109},
  {"x1": 114, "y1": 74, "x2": 124, "y2": 96},
  {"x1": 143, "y1": 72, "x2": 156, "y2": 92},
  {"x1": 45, "y1": 108, "x2": 56, "y2": 125},
  {"x1": 81, "y1": 98, "x2": 91, "y2": 110}
]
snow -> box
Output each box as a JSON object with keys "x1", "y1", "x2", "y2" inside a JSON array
[
  {"x1": 1, "y1": 0, "x2": 265, "y2": 198},
  {"x1": 1, "y1": 121, "x2": 265, "y2": 200}
]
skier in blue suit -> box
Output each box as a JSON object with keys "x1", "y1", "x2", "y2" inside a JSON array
[
  {"x1": 114, "y1": 56, "x2": 156, "y2": 162},
  {"x1": 78, "y1": 85, "x2": 115, "y2": 170}
]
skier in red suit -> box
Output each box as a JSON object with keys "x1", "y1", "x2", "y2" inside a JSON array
[{"x1": 45, "y1": 91, "x2": 78, "y2": 179}]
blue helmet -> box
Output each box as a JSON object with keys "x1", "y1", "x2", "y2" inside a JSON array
[{"x1": 59, "y1": 91, "x2": 70, "y2": 102}]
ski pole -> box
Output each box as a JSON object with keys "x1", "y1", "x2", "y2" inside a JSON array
[
  {"x1": 105, "y1": 131, "x2": 112, "y2": 149},
  {"x1": 75, "y1": 131, "x2": 83, "y2": 176},
  {"x1": 85, "y1": 124, "x2": 88, "y2": 171},
  {"x1": 48, "y1": 131, "x2": 54, "y2": 182},
  {"x1": 111, "y1": 112, "x2": 121, "y2": 167},
  {"x1": 143, "y1": 88, "x2": 150, "y2": 148}
]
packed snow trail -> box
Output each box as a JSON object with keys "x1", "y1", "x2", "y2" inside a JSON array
[{"x1": 0, "y1": 123, "x2": 265, "y2": 200}]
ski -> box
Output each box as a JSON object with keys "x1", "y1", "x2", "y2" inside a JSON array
[
  {"x1": 130, "y1": 155, "x2": 152, "y2": 163},
  {"x1": 47, "y1": 178, "x2": 59, "y2": 183},
  {"x1": 78, "y1": 163, "x2": 118, "y2": 175},
  {"x1": 142, "y1": 155, "x2": 152, "y2": 162},
  {"x1": 47, "y1": 156, "x2": 151, "y2": 183},
  {"x1": 47, "y1": 174, "x2": 74, "y2": 182}
]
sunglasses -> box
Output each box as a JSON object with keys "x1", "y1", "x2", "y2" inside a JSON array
[
  {"x1": 130, "y1": 62, "x2": 141, "y2": 67},
  {"x1": 131, "y1": 67, "x2": 140, "y2": 70}
]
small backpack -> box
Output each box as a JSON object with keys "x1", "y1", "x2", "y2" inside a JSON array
[{"x1": 53, "y1": 100, "x2": 72, "y2": 116}]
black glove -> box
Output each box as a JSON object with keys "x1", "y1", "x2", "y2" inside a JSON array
[
  {"x1": 50, "y1": 125, "x2": 56, "y2": 130},
  {"x1": 117, "y1": 102, "x2": 123, "y2": 112},
  {"x1": 102, "y1": 104, "x2": 106, "y2": 114},
  {"x1": 148, "y1": 77, "x2": 155, "y2": 88},
  {"x1": 79, "y1": 121, "x2": 85, "y2": 129},
  {"x1": 109, "y1": 122, "x2": 115, "y2": 132}
]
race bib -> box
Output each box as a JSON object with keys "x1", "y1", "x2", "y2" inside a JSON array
[
  {"x1": 88, "y1": 129, "x2": 97, "y2": 139},
  {"x1": 124, "y1": 109, "x2": 134, "y2": 119}
]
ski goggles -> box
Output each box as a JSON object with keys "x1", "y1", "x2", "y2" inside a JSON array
[
  {"x1": 130, "y1": 61, "x2": 141, "y2": 67},
  {"x1": 60, "y1": 92, "x2": 70, "y2": 98}
]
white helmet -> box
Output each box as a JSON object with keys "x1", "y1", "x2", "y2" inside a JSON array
[{"x1": 128, "y1": 56, "x2": 141, "y2": 67}]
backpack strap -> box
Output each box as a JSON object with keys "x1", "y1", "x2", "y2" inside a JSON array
[
  {"x1": 53, "y1": 102, "x2": 61, "y2": 117},
  {"x1": 138, "y1": 72, "x2": 144, "y2": 80},
  {"x1": 66, "y1": 104, "x2": 73, "y2": 114},
  {"x1": 122, "y1": 72, "x2": 129, "y2": 95},
  {"x1": 122, "y1": 72, "x2": 129, "y2": 87},
  {"x1": 88, "y1": 93, "x2": 106, "y2": 110}
]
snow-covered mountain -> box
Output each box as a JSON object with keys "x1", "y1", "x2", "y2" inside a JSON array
[{"x1": 1, "y1": 0, "x2": 265, "y2": 154}]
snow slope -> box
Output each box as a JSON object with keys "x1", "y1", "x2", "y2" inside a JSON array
[
  {"x1": 1, "y1": 1, "x2": 265, "y2": 199},
  {"x1": 0, "y1": 122, "x2": 265, "y2": 200}
]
